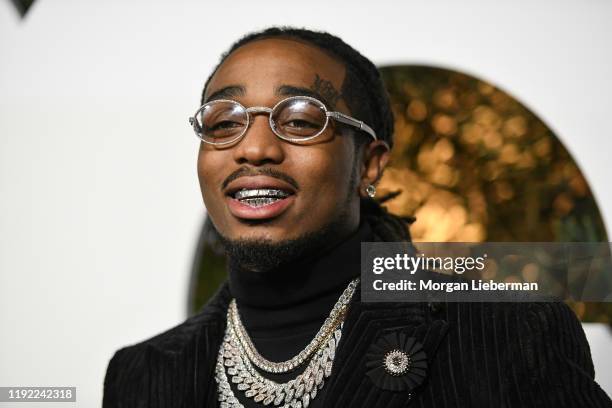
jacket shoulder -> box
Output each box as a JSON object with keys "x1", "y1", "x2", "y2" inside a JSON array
[
  {"x1": 440, "y1": 301, "x2": 611, "y2": 407},
  {"x1": 130, "y1": 281, "x2": 229, "y2": 351},
  {"x1": 102, "y1": 282, "x2": 231, "y2": 407}
]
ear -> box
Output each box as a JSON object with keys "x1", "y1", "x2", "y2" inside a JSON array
[{"x1": 359, "y1": 140, "x2": 391, "y2": 197}]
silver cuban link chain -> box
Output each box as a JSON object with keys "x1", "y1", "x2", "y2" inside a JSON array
[{"x1": 215, "y1": 278, "x2": 359, "y2": 408}]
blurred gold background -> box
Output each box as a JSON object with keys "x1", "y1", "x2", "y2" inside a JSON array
[{"x1": 189, "y1": 65, "x2": 611, "y2": 323}]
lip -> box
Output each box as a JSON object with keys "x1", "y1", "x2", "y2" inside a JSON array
[
  {"x1": 226, "y1": 194, "x2": 295, "y2": 220},
  {"x1": 224, "y1": 176, "x2": 297, "y2": 197},
  {"x1": 224, "y1": 176, "x2": 297, "y2": 221}
]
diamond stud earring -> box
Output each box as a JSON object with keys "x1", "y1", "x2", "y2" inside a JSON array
[{"x1": 366, "y1": 184, "x2": 376, "y2": 198}]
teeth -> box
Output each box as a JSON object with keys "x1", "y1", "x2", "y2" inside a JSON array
[
  {"x1": 234, "y1": 188, "x2": 290, "y2": 200},
  {"x1": 240, "y1": 197, "x2": 282, "y2": 207}
]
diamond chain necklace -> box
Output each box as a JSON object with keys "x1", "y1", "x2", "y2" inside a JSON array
[
  {"x1": 215, "y1": 278, "x2": 359, "y2": 408},
  {"x1": 229, "y1": 279, "x2": 359, "y2": 373}
]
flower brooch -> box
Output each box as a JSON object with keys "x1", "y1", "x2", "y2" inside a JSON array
[
  {"x1": 365, "y1": 320, "x2": 448, "y2": 393},
  {"x1": 365, "y1": 331, "x2": 427, "y2": 392}
]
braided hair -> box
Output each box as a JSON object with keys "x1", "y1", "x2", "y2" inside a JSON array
[
  {"x1": 202, "y1": 27, "x2": 413, "y2": 243},
  {"x1": 361, "y1": 196, "x2": 415, "y2": 242}
]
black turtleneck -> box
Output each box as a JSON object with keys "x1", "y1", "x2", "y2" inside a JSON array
[{"x1": 227, "y1": 221, "x2": 373, "y2": 407}]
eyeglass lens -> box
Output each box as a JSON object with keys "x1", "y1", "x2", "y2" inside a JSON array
[{"x1": 195, "y1": 98, "x2": 327, "y2": 143}]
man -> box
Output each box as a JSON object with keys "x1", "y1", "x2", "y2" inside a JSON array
[{"x1": 103, "y1": 27, "x2": 612, "y2": 407}]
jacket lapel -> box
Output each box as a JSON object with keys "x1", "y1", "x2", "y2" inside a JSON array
[
  {"x1": 193, "y1": 284, "x2": 230, "y2": 407},
  {"x1": 321, "y1": 282, "x2": 449, "y2": 407}
]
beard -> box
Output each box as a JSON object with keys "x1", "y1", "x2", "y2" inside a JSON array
[
  {"x1": 212, "y1": 163, "x2": 359, "y2": 272},
  {"x1": 213, "y1": 208, "x2": 351, "y2": 272}
]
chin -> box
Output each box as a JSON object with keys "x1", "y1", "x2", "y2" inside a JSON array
[{"x1": 228, "y1": 224, "x2": 301, "y2": 243}]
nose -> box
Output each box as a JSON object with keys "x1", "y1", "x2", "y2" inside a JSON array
[{"x1": 232, "y1": 114, "x2": 285, "y2": 166}]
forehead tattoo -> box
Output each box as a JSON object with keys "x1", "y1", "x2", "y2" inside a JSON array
[{"x1": 310, "y1": 74, "x2": 342, "y2": 108}]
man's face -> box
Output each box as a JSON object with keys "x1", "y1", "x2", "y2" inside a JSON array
[{"x1": 198, "y1": 38, "x2": 361, "y2": 244}]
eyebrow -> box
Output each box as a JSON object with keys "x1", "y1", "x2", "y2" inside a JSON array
[
  {"x1": 205, "y1": 85, "x2": 246, "y2": 103},
  {"x1": 276, "y1": 85, "x2": 335, "y2": 109},
  {"x1": 204, "y1": 84, "x2": 336, "y2": 109}
]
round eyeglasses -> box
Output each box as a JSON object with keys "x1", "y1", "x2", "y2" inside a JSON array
[{"x1": 188, "y1": 95, "x2": 378, "y2": 146}]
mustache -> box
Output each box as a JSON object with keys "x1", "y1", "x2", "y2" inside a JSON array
[{"x1": 221, "y1": 167, "x2": 300, "y2": 191}]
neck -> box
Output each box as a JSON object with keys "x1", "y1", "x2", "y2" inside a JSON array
[{"x1": 227, "y1": 221, "x2": 372, "y2": 330}]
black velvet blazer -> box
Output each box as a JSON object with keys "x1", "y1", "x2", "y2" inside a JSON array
[{"x1": 103, "y1": 279, "x2": 612, "y2": 408}]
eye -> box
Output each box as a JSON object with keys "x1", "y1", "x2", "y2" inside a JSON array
[
  {"x1": 207, "y1": 120, "x2": 243, "y2": 132},
  {"x1": 284, "y1": 119, "x2": 319, "y2": 129}
]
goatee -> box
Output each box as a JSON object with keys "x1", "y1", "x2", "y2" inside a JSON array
[{"x1": 213, "y1": 210, "x2": 352, "y2": 273}]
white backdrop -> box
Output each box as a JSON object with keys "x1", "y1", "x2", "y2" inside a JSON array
[{"x1": 1, "y1": 0, "x2": 611, "y2": 406}]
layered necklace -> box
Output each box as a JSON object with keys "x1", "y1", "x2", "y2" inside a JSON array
[{"x1": 215, "y1": 278, "x2": 359, "y2": 408}]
